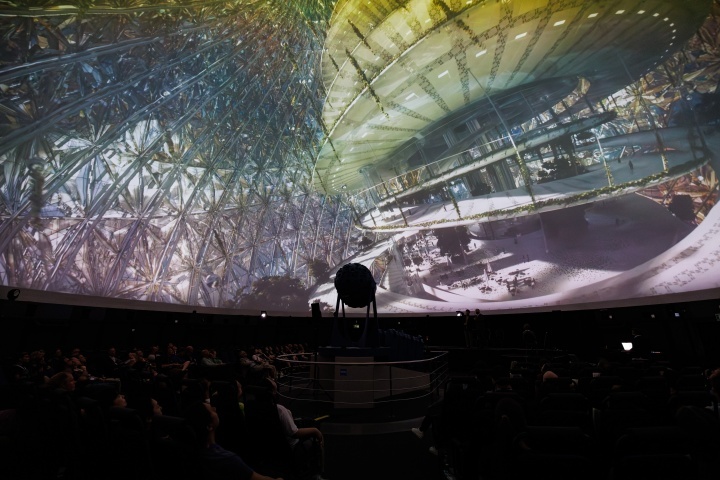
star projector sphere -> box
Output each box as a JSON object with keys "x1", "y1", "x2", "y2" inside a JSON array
[{"x1": 334, "y1": 263, "x2": 377, "y2": 308}]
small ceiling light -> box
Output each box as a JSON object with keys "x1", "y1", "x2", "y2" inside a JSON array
[
  {"x1": 553, "y1": 20, "x2": 566, "y2": 26},
  {"x1": 515, "y1": 32, "x2": 527, "y2": 39},
  {"x1": 588, "y1": 13, "x2": 598, "y2": 18},
  {"x1": 260, "y1": 311, "x2": 267, "y2": 318},
  {"x1": 637, "y1": 10, "x2": 645, "y2": 14},
  {"x1": 615, "y1": 10, "x2": 625, "y2": 14},
  {"x1": 438, "y1": 70, "x2": 449, "y2": 78},
  {"x1": 476, "y1": 49, "x2": 487, "y2": 57},
  {"x1": 653, "y1": 13, "x2": 659, "y2": 17}
]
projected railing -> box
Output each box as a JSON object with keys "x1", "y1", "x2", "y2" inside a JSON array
[{"x1": 274, "y1": 350, "x2": 449, "y2": 409}]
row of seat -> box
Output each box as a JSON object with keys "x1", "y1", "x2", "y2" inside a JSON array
[
  {"x1": 435, "y1": 370, "x2": 719, "y2": 480},
  {"x1": 2, "y1": 386, "x2": 201, "y2": 480},
  {"x1": 0, "y1": 373, "x2": 308, "y2": 480},
  {"x1": 483, "y1": 371, "x2": 709, "y2": 407}
]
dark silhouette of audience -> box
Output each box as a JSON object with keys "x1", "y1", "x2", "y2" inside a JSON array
[
  {"x1": 0, "y1": 340, "x2": 317, "y2": 480},
  {"x1": 2, "y1": 331, "x2": 719, "y2": 480}
]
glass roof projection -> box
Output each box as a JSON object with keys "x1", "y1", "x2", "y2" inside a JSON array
[
  {"x1": 316, "y1": 0, "x2": 711, "y2": 196},
  {"x1": 1, "y1": 0, "x2": 719, "y2": 315},
  {"x1": 0, "y1": 1, "x2": 349, "y2": 310}
]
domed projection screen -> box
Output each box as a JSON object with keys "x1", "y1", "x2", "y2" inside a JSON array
[{"x1": 1, "y1": 0, "x2": 719, "y2": 316}]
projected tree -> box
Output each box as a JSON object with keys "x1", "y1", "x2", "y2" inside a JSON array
[
  {"x1": 435, "y1": 226, "x2": 471, "y2": 263},
  {"x1": 0, "y1": 1, "x2": 355, "y2": 309}
]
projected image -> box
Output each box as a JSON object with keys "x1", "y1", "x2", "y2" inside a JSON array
[{"x1": 0, "y1": 1, "x2": 719, "y2": 315}]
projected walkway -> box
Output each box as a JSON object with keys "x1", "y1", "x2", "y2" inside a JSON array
[
  {"x1": 310, "y1": 125, "x2": 720, "y2": 314},
  {"x1": 359, "y1": 126, "x2": 718, "y2": 232},
  {"x1": 312, "y1": 190, "x2": 719, "y2": 314}
]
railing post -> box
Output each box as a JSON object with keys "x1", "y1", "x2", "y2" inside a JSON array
[{"x1": 388, "y1": 363, "x2": 394, "y2": 419}]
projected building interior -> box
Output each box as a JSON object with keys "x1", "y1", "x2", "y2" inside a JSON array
[{"x1": 0, "y1": 0, "x2": 718, "y2": 315}]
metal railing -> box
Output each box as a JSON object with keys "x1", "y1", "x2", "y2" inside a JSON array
[{"x1": 274, "y1": 350, "x2": 449, "y2": 409}]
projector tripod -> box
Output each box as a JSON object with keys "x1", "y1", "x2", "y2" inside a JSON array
[{"x1": 332, "y1": 291, "x2": 379, "y2": 348}]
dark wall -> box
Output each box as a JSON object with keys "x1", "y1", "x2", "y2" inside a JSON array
[{"x1": 1, "y1": 298, "x2": 718, "y2": 366}]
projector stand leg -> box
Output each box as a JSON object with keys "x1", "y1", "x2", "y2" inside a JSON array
[{"x1": 308, "y1": 351, "x2": 332, "y2": 403}]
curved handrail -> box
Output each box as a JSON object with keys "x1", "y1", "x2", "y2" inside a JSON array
[
  {"x1": 274, "y1": 349, "x2": 448, "y2": 366},
  {"x1": 275, "y1": 350, "x2": 450, "y2": 408}
]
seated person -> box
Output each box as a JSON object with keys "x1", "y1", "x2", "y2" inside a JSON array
[
  {"x1": 268, "y1": 379, "x2": 325, "y2": 480},
  {"x1": 522, "y1": 324, "x2": 536, "y2": 349},
  {"x1": 184, "y1": 401, "x2": 282, "y2": 480},
  {"x1": 45, "y1": 371, "x2": 76, "y2": 392},
  {"x1": 200, "y1": 349, "x2": 214, "y2": 366},
  {"x1": 161, "y1": 344, "x2": 190, "y2": 371},
  {"x1": 96, "y1": 347, "x2": 121, "y2": 378},
  {"x1": 200, "y1": 349, "x2": 224, "y2": 366},
  {"x1": 410, "y1": 398, "x2": 442, "y2": 456}
]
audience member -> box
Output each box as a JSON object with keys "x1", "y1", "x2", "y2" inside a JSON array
[
  {"x1": 411, "y1": 399, "x2": 442, "y2": 456},
  {"x1": 522, "y1": 323, "x2": 536, "y2": 350},
  {"x1": 162, "y1": 344, "x2": 189, "y2": 371},
  {"x1": 10, "y1": 352, "x2": 30, "y2": 383},
  {"x1": 96, "y1": 347, "x2": 121, "y2": 377},
  {"x1": 146, "y1": 345, "x2": 160, "y2": 367},
  {"x1": 181, "y1": 345, "x2": 197, "y2": 366},
  {"x1": 200, "y1": 349, "x2": 224, "y2": 366},
  {"x1": 474, "y1": 308, "x2": 488, "y2": 347},
  {"x1": 268, "y1": 379, "x2": 325, "y2": 480},
  {"x1": 49, "y1": 348, "x2": 69, "y2": 374},
  {"x1": 126, "y1": 392, "x2": 163, "y2": 428},
  {"x1": 251, "y1": 348, "x2": 277, "y2": 379},
  {"x1": 45, "y1": 371, "x2": 76, "y2": 392},
  {"x1": 28, "y1": 349, "x2": 52, "y2": 382},
  {"x1": 463, "y1": 309, "x2": 473, "y2": 347},
  {"x1": 184, "y1": 401, "x2": 282, "y2": 480}
]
